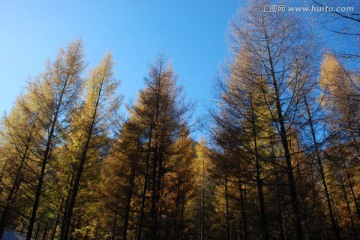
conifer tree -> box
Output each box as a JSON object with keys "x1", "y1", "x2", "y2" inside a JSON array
[
  {"x1": 211, "y1": 1, "x2": 318, "y2": 238},
  {"x1": 100, "y1": 118, "x2": 143, "y2": 240},
  {"x1": 18, "y1": 40, "x2": 85, "y2": 240},
  {"x1": 131, "y1": 55, "x2": 193, "y2": 240},
  {"x1": 318, "y1": 53, "x2": 360, "y2": 238},
  {"x1": 0, "y1": 95, "x2": 39, "y2": 238},
  {"x1": 319, "y1": 54, "x2": 360, "y2": 149},
  {"x1": 59, "y1": 53, "x2": 120, "y2": 239},
  {"x1": 100, "y1": 55, "x2": 193, "y2": 240}
]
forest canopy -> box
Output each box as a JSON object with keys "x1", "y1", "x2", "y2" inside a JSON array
[{"x1": 0, "y1": 0, "x2": 359, "y2": 239}]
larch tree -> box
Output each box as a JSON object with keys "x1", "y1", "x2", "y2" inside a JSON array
[
  {"x1": 291, "y1": 52, "x2": 343, "y2": 238},
  {"x1": 232, "y1": 2, "x2": 318, "y2": 238},
  {"x1": 129, "y1": 55, "x2": 193, "y2": 240},
  {"x1": 0, "y1": 94, "x2": 40, "y2": 238},
  {"x1": 211, "y1": 0, "x2": 319, "y2": 239},
  {"x1": 190, "y1": 140, "x2": 217, "y2": 240},
  {"x1": 21, "y1": 40, "x2": 85, "y2": 240},
  {"x1": 99, "y1": 118, "x2": 143, "y2": 240},
  {"x1": 98, "y1": 55, "x2": 194, "y2": 240},
  {"x1": 164, "y1": 124, "x2": 196, "y2": 240},
  {"x1": 319, "y1": 53, "x2": 360, "y2": 148},
  {"x1": 59, "y1": 53, "x2": 121, "y2": 240},
  {"x1": 319, "y1": 53, "x2": 360, "y2": 238}
]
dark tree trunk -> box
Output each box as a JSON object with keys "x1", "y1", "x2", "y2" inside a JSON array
[
  {"x1": 264, "y1": 31, "x2": 304, "y2": 239},
  {"x1": 304, "y1": 96, "x2": 342, "y2": 239},
  {"x1": 60, "y1": 123, "x2": 95, "y2": 239},
  {"x1": 50, "y1": 197, "x2": 64, "y2": 240},
  {"x1": 200, "y1": 156, "x2": 205, "y2": 240},
  {"x1": 172, "y1": 178, "x2": 181, "y2": 240},
  {"x1": 150, "y1": 146, "x2": 159, "y2": 240},
  {"x1": 225, "y1": 175, "x2": 230, "y2": 240},
  {"x1": 0, "y1": 140, "x2": 30, "y2": 238},
  {"x1": 150, "y1": 73, "x2": 163, "y2": 240},
  {"x1": 122, "y1": 158, "x2": 136, "y2": 240},
  {"x1": 340, "y1": 156, "x2": 360, "y2": 220},
  {"x1": 249, "y1": 102, "x2": 270, "y2": 240},
  {"x1": 27, "y1": 72, "x2": 71, "y2": 240},
  {"x1": 137, "y1": 130, "x2": 153, "y2": 240},
  {"x1": 111, "y1": 214, "x2": 117, "y2": 240},
  {"x1": 34, "y1": 224, "x2": 41, "y2": 240},
  {"x1": 238, "y1": 178, "x2": 248, "y2": 240},
  {"x1": 42, "y1": 225, "x2": 48, "y2": 240},
  {"x1": 27, "y1": 120, "x2": 57, "y2": 240},
  {"x1": 59, "y1": 80, "x2": 103, "y2": 240},
  {"x1": 339, "y1": 173, "x2": 357, "y2": 238}
]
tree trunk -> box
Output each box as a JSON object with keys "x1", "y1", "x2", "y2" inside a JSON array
[
  {"x1": 249, "y1": 102, "x2": 269, "y2": 240},
  {"x1": 27, "y1": 73, "x2": 71, "y2": 240},
  {"x1": 150, "y1": 73, "x2": 163, "y2": 240},
  {"x1": 122, "y1": 158, "x2": 136, "y2": 240},
  {"x1": 50, "y1": 197, "x2": 64, "y2": 240},
  {"x1": 150, "y1": 145, "x2": 159, "y2": 240},
  {"x1": 111, "y1": 214, "x2": 117, "y2": 240},
  {"x1": 60, "y1": 80, "x2": 103, "y2": 240},
  {"x1": 0, "y1": 135, "x2": 31, "y2": 238},
  {"x1": 340, "y1": 156, "x2": 360, "y2": 219},
  {"x1": 201, "y1": 155, "x2": 205, "y2": 240},
  {"x1": 42, "y1": 225, "x2": 48, "y2": 240},
  {"x1": 225, "y1": 175, "x2": 230, "y2": 240},
  {"x1": 304, "y1": 96, "x2": 341, "y2": 239},
  {"x1": 263, "y1": 29, "x2": 304, "y2": 239},
  {"x1": 27, "y1": 122, "x2": 56, "y2": 240},
  {"x1": 339, "y1": 171, "x2": 357, "y2": 238},
  {"x1": 172, "y1": 177, "x2": 181, "y2": 240},
  {"x1": 34, "y1": 224, "x2": 41, "y2": 240},
  {"x1": 60, "y1": 122, "x2": 96, "y2": 239},
  {"x1": 275, "y1": 171, "x2": 285, "y2": 240},
  {"x1": 137, "y1": 131, "x2": 152, "y2": 240},
  {"x1": 238, "y1": 178, "x2": 248, "y2": 240},
  {"x1": 138, "y1": 68, "x2": 163, "y2": 240},
  {"x1": 154, "y1": 149, "x2": 164, "y2": 239}
]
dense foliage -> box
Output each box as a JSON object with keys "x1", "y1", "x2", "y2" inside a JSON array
[{"x1": 0, "y1": 1, "x2": 359, "y2": 239}]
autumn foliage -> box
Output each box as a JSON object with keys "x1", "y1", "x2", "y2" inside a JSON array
[{"x1": 0, "y1": 1, "x2": 359, "y2": 239}]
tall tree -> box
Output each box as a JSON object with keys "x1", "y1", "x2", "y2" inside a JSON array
[
  {"x1": 100, "y1": 118, "x2": 143, "y2": 240},
  {"x1": 0, "y1": 95, "x2": 39, "y2": 238},
  {"x1": 211, "y1": 1, "x2": 319, "y2": 238},
  {"x1": 293, "y1": 54, "x2": 343, "y2": 238},
  {"x1": 99, "y1": 55, "x2": 193, "y2": 240},
  {"x1": 24, "y1": 40, "x2": 85, "y2": 240},
  {"x1": 130, "y1": 55, "x2": 193, "y2": 240},
  {"x1": 319, "y1": 53, "x2": 360, "y2": 147},
  {"x1": 319, "y1": 53, "x2": 360, "y2": 237},
  {"x1": 59, "y1": 53, "x2": 120, "y2": 239}
]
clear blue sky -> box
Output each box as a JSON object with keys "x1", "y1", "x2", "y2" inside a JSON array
[
  {"x1": 0, "y1": 0, "x2": 243, "y2": 119},
  {"x1": 1, "y1": 0, "x2": 358, "y2": 131}
]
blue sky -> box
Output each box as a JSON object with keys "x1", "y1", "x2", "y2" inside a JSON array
[
  {"x1": 1, "y1": 0, "x2": 358, "y2": 136},
  {"x1": 0, "y1": 0, "x2": 243, "y2": 119}
]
